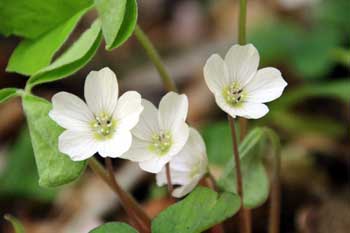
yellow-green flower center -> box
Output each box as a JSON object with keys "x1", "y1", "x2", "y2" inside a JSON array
[
  {"x1": 148, "y1": 131, "x2": 173, "y2": 156},
  {"x1": 90, "y1": 112, "x2": 117, "y2": 140},
  {"x1": 222, "y1": 82, "x2": 246, "y2": 106}
]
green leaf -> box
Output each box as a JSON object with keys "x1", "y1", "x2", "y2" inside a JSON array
[
  {"x1": 6, "y1": 7, "x2": 91, "y2": 76},
  {"x1": 152, "y1": 187, "x2": 240, "y2": 233},
  {"x1": 269, "y1": 111, "x2": 346, "y2": 138},
  {"x1": 202, "y1": 121, "x2": 232, "y2": 166},
  {"x1": 27, "y1": 20, "x2": 102, "y2": 89},
  {"x1": 94, "y1": 0, "x2": 138, "y2": 50},
  {"x1": 0, "y1": 88, "x2": 19, "y2": 104},
  {"x1": 0, "y1": 127, "x2": 57, "y2": 201},
  {"x1": 289, "y1": 28, "x2": 341, "y2": 79},
  {"x1": 4, "y1": 214, "x2": 25, "y2": 233},
  {"x1": 218, "y1": 128, "x2": 269, "y2": 208},
  {"x1": 22, "y1": 94, "x2": 86, "y2": 187},
  {"x1": 0, "y1": 0, "x2": 93, "y2": 39},
  {"x1": 270, "y1": 79, "x2": 350, "y2": 111},
  {"x1": 90, "y1": 222, "x2": 137, "y2": 233}
]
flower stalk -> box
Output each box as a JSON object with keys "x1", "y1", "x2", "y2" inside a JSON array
[
  {"x1": 134, "y1": 25, "x2": 177, "y2": 93},
  {"x1": 228, "y1": 116, "x2": 250, "y2": 233},
  {"x1": 88, "y1": 158, "x2": 151, "y2": 232},
  {"x1": 134, "y1": 24, "x2": 177, "y2": 193}
]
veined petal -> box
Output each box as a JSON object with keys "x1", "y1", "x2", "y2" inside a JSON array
[
  {"x1": 244, "y1": 67, "x2": 288, "y2": 103},
  {"x1": 215, "y1": 94, "x2": 269, "y2": 119},
  {"x1": 224, "y1": 44, "x2": 259, "y2": 86},
  {"x1": 97, "y1": 130, "x2": 132, "y2": 158},
  {"x1": 172, "y1": 177, "x2": 201, "y2": 198},
  {"x1": 158, "y1": 92, "x2": 188, "y2": 131},
  {"x1": 114, "y1": 91, "x2": 143, "y2": 131},
  {"x1": 120, "y1": 137, "x2": 154, "y2": 162},
  {"x1": 168, "y1": 121, "x2": 190, "y2": 157},
  {"x1": 49, "y1": 92, "x2": 93, "y2": 131},
  {"x1": 84, "y1": 67, "x2": 119, "y2": 116},
  {"x1": 139, "y1": 156, "x2": 172, "y2": 173},
  {"x1": 58, "y1": 130, "x2": 98, "y2": 161},
  {"x1": 203, "y1": 54, "x2": 230, "y2": 94},
  {"x1": 132, "y1": 99, "x2": 160, "y2": 141}
]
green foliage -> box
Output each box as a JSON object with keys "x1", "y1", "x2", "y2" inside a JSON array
[
  {"x1": 218, "y1": 128, "x2": 269, "y2": 208},
  {"x1": 202, "y1": 121, "x2": 232, "y2": 166},
  {"x1": 22, "y1": 94, "x2": 86, "y2": 187},
  {"x1": 152, "y1": 187, "x2": 240, "y2": 233},
  {"x1": 0, "y1": 88, "x2": 19, "y2": 104},
  {"x1": 0, "y1": 127, "x2": 57, "y2": 201},
  {"x1": 90, "y1": 222, "x2": 137, "y2": 233},
  {"x1": 0, "y1": 0, "x2": 93, "y2": 39},
  {"x1": 94, "y1": 0, "x2": 138, "y2": 50},
  {"x1": 271, "y1": 80, "x2": 350, "y2": 109},
  {"x1": 266, "y1": 80, "x2": 350, "y2": 138},
  {"x1": 289, "y1": 28, "x2": 341, "y2": 79},
  {"x1": 4, "y1": 215, "x2": 25, "y2": 233},
  {"x1": 6, "y1": 8, "x2": 90, "y2": 75},
  {"x1": 251, "y1": 21, "x2": 342, "y2": 80},
  {"x1": 27, "y1": 20, "x2": 102, "y2": 89},
  {"x1": 314, "y1": 0, "x2": 350, "y2": 35}
]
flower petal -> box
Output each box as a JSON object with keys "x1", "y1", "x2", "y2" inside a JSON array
[
  {"x1": 215, "y1": 94, "x2": 269, "y2": 119},
  {"x1": 114, "y1": 91, "x2": 143, "y2": 131},
  {"x1": 156, "y1": 168, "x2": 192, "y2": 186},
  {"x1": 159, "y1": 92, "x2": 188, "y2": 131},
  {"x1": 203, "y1": 54, "x2": 230, "y2": 94},
  {"x1": 139, "y1": 156, "x2": 172, "y2": 173},
  {"x1": 224, "y1": 44, "x2": 259, "y2": 86},
  {"x1": 84, "y1": 67, "x2": 119, "y2": 116},
  {"x1": 49, "y1": 92, "x2": 93, "y2": 131},
  {"x1": 168, "y1": 121, "x2": 190, "y2": 157},
  {"x1": 120, "y1": 137, "x2": 154, "y2": 162},
  {"x1": 172, "y1": 178, "x2": 201, "y2": 198},
  {"x1": 58, "y1": 130, "x2": 98, "y2": 161},
  {"x1": 244, "y1": 67, "x2": 287, "y2": 103},
  {"x1": 132, "y1": 99, "x2": 160, "y2": 141},
  {"x1": 97, "y1": 130, "x2": 132, "y2": 158}
]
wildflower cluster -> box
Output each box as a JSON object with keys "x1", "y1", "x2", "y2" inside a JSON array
[{"x1": 50, "y1": 44, "x2": 286, "y2": 197}]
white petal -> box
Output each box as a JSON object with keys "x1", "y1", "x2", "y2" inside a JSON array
[
  {"x1": 215, "y1": 94, "x2": 269, "y2": 119},
  {"x1": 158, "y1": 92, "x2": 188, "y2": 131},
  {"x1": 132, "y1": 99, "x2": 160, "y2": 140},
  {"x1": 114, "y1": 91, "x2": 143, "y2": 131},
  {"x1": 49, "y1": 92, "x2": 93, "y2": 131},
  {"x1": 120, "y1": 137, "x2": 154, "y2": 162},
  {"x1": 168, "y1": 122, "x2": 190, "y2": 157},
  {"x1": 172, "y1": 178, "x2": 201, "y2": 198},
  {"x1": 203, "y1": 54, "x2": 230, "y2": 94},
  {"x1": 97, "y1": 130, "x2": 132, "y2": 158},
  {"x1": 139, "y1": 156, "x2": 172, "y2": 173},
  {"x1": 84, "y1": 67, "x2": 119, "y2": 116},
  {"x1": 58, "y1": 130, "x2": 98, "y2": 161},
  {"x1": 187, "y1": 128, "x2": 207, "y2": 158},
  {"x1": 156, "y1": 168, "x2": 192, "y2": 186},
  {"x1": 244, "y1": 67, "x2": 288, "y2": 103},
  {"x1": 224, "y1": 44, "x2": 259, "y2": 86}
]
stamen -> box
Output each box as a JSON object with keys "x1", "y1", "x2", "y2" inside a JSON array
[
  {"x1": 148, "y1": 131, "x2": 173, "y2": 156},
  {"x1": 222, "y1": 82, "x2": 245, "y2": 106},
  {"x1": 90, "y1": 112, "x2": 117, "y2": 140}
]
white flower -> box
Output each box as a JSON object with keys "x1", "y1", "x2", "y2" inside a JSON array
[
  {"x1": 121, "y1": 92, "x2": 189, "y2": 173},
  {"x1": 156, "y1": 128, "x2": 208, "y2": 198},
  {"x1": 49, "y1": 67, "x2": 143, "y2": 161},
  {"x1": 204, "y1": 44, "x2": 287, "y2": 119}
]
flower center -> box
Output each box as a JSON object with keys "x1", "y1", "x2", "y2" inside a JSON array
[
  {"x1": 222, "y1": 82, "x2": 246, "y2": 106},
  {"x1": 90, "y1": 112, "x2": 117, "y2": 140},
  {"x1": 148, "y1": 131, "x2": 173, "y2": 156}
]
